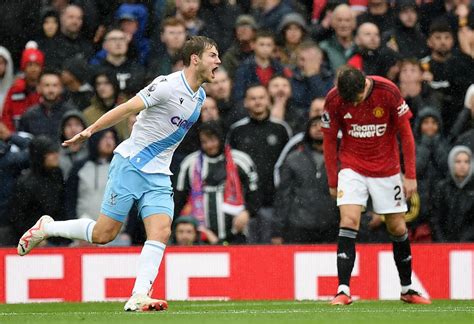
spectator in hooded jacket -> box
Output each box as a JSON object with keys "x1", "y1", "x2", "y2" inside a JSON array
[
  {"x1": 1, "y1": 43, "x2": 43, "y2": 131},
  {"x1": 277, "y1": 12, "x2": 308, "y2": 66},
  {"x1": 357, "y1": 0, "x2": 396, "y2": 35},
  {"x1": 61, "y1": 57, "x2": 94, "y2": 111},
  {"x1": 18, "y1": 70, "x2": 76, "y2": 140},
  {"x1": 432, "y1": 146, "x2": 474, "y2": 242},
  {"x1": 10, "y1": 136, "x2": 66, "y2": 245},
  {"x1": 36, "y1": 7, "x2": 61, "y2": 69},
  {"x1": 65, "y1": 128, "x2": 119, "y2": 222},
  {"x1": 83, "y1": 70, "x2": 129, "y2": 141},
  {"x1": 59, "y1": 110, "x2": 89, "y2": 180},
  {"x1": 0, "y1": 122, "x2": 30, "y2": 246},
  {"x1": 0, "y1": 46, "x2": 14, "y2": 112},
  {"x1": 412, "y1": 107, "x2": 449, "y2": 240},
  {"x1": 272, "y1": 116, "x2": 339, "y2": 244}
]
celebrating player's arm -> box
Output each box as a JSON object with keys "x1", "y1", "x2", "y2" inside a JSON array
[{"x1": 62, "y1": 96, "x2": 146, "y2": 146}]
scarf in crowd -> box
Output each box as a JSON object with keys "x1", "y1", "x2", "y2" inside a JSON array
[{"x1": 190, "y1": 145, "x2": 245, "y2": 227}]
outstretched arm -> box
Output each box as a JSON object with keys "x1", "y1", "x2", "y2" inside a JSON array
[{"x1": 63, "y1": 96, "x2": 145, "y2": 146}]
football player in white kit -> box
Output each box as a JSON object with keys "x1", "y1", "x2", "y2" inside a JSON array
[{"x1": 17, "y1": 36, "x2": 221, "y2": 311}]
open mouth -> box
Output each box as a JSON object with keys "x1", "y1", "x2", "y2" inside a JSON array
[{"x1": 211, "y1": 67, "x2": 218, "y2": 78}]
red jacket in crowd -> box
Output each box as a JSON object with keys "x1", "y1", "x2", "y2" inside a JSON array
[{"x1": 1, "y1": 78, "x2": 40, "y2": 131}]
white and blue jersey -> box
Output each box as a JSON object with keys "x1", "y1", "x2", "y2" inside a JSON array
[
  {"x1": 115, "y1": 70, "x2": 206, "y2": 174},
  {"x1": 101, "y1": 71, "x2": 205, "y2": 221}
]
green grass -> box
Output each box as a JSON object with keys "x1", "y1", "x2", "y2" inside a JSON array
[{"x1": 0, "y1": 300, "x2": 473, "y2": 324}]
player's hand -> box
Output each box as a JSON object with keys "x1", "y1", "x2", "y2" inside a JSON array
[
  {"x1": 62, "y1": 128, "x2": 92, "y2": 147},
  {"x1": 403, "y1": 178, "x2": 417, "y2": 200},
  {"x1": 271, "y1": 237, "x2": 283, "y2": 245},
  {"x1": 232, "y1": 210, "x2": 250, "y2": 233},
  {"x1": 329, "y1": 187, "x2": 337, "y2": 200}
]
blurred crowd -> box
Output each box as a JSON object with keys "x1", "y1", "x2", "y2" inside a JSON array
[{"x1": 0, "y1": 0, "x2": 473, "y2": 247}]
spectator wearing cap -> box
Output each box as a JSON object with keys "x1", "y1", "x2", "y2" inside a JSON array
[
  {"x1": 382, "y1": 0, "x2": 428, "y2": 60},
  {"x1": 221, "y1": 14, "x2": 258, "y2": 80},
  {"x1": 0, "y1": 46, "x2": 14, "y2": 112},
  {"x1": 148, "y1": 17, "x2": 187, "y2": 79},
  {"x1": 1, "y1": 42, "x2": 43, "y2": 131},
  {"x1": 251, "y1": 0, "x2": 293, "y2": 32},
  {"x1": 319, "y1": 4, "x2": 357, "y2": 73},
  {"x1": 357, "y1": 0, "x2": 396, "y2": 35},
  {"x1": 18, "y1": 70, "x2": 76, "y2": 140},
  {"x1": 94, "y1": 28, "x2": 146, "y2": 98},
  {"x1": 43, "y1": 5, "x2": 94, "y2": 70},
  {"x1": 277, "y1": 13, "x2": 309, "y2": 66},
  {"x1": 115, "y1": 3, "x2": 151, "y2": 66},
  {"x1": 61, "y1": 58, "x2": 94, "y2": 111},
  {"x1": 199, "y1": 0, "x2": 241, "y2": 53}
]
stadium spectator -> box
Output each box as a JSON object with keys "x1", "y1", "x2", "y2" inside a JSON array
[
  {"x1": 291, "y1": 41, "x2": 334, "y2": 109},
  {"x1": 398, "y1": 58, "x2": 442, "y2": 123},
  {"x1": 18, "y1": 71, "x2": 76, "y2": 140},
  {"x1": 1, "y1": 43, "x2": 43, "y2": 131},
  {"x1": 277, "y1": 12, "x2": 309, "y2": 65},
  {"x1": 10, "y1": 136, "x2": 66, "y2": 245},
  {"x1": 0, "y1": 123, "x2": 30, "y2": 246},
  {"x1": 309, "y1": 96, "x2": 326, "y2": 117},
  {"x1": 432, "y1": 145, "x2": 474, "y2": 242},
  {"x1": 148, "y1": 18, "x2": 187, "y2": 79},
  {"x1": 175, "y1": 121, "x2": 260, "y2": 244},
  {"x1": 221, "y1": 15, "x2": 257, "y2": 80},
  {"x1": 348, "y1": 22, "x2": 400, "y2": 80},
  {"x1": 115, "y1": 3, "x2": 151, "y2": 66},
  {"x1": 200, "y1": 0, "x2": 241, "y2": 53},
  {"x1": 267, "y1": 75, "x2": 306, "y2": 133},
  {"x1": 205, "y1": 68, "x2": 247, "y2": 136},
  {"x1": 232, "y1": 30, "x2": 289, "y2": 102},
  {"x1": 454, "y1": 86, "x2": 474, "y2": 149},
  {"x1": 59, "y1": 110, "x2": 89, "y2": 180},
  {"x1": 420, "y1": 18, "x2": 457, "y2": 131},
  {"x1": 65, "y1": 129, "x2": 119, "y2": 222},
  {"x1": 382, "y1": 0, "x2": 428, "y2": 60},
  {"x1": 319, "y1": 4, "x2": 357, "y2": 73},
  {"x1": 84, "y1": 70, "x2": 129, "y2": 141},
  {"x1": 42, "y1": 5, "x2": 94, "y2": 70},
  {"x1": 200, "y1": 96, "x2": 220, "y2": 123},
  {"x1": 356, "y1": 0, "x2": 396, "y2": 35},
  {"x1": 172, "y1": 216, "x2": 200, "y2": 245},
  {"x1": 174, "y1": 0, "x2": 205, "y2": 36},
  {"x1": 94, "y1": 28, "x2": 146, "y2": 97},
  {"x1": 36, "y1": 7, "x2": 61, "y2": 69},
  {"x1": 0, "y1": 47, "x2": 13, "y2": 111},
  {"x1": 251, "y1": 0, "x2": 293, "y2": 32},
  {"x1": 412, "y1": 107, "x2": 449, "y2": 240},
  {"x1": 61, "y1": 58, "x2": 94, "y2": 111},
  {"x1": 272, "y1": 117, "x2": 339, "y2": 244},
  {"x1": 228, "y1": 85, "x2": 291, "y2": 243}
]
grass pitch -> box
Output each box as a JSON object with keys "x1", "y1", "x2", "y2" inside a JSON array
[{"x1": 0, "y1": 300, "x2": 473, "y2": 324}]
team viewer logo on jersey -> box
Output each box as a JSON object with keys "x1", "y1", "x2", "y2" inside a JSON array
[{"x1": 348, "y1": 124, "x2": 387, "y2": 138}]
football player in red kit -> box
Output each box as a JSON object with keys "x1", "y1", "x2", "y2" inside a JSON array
[{"x1": 322, "y1": 66, "x2": 431, "y2": 305}]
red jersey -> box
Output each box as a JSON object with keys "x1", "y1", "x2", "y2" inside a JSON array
[{"x1": 322, "y1": 76, "x2": 414, "y2": 188}]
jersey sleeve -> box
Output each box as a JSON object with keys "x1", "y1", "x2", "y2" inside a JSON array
[
  {"x1": 137, "y1": 76, "x2": 171, "y2": 109},
  {"x1": 388, "y1": 82, "x2": 412, "y2": 125}
]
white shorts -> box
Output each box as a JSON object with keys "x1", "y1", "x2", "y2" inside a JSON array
[{"x1": 337, "y1": 168, "x2": 408, "y2": 214}]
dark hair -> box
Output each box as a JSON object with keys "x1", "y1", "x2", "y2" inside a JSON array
[
  {"x1": 160, "y1": 17, "x2": 186, "y2": 33},
  {"x1": 336, "y1": 66, "x2": 366, "y2": 102},
  {"x1": 400, "y1": 57, "x2": 422, "y2": 70},
  {"x1": 39, "y1": 68, "x2": 61, "y2": 82},
  {"x1": 198, "y1": 121, "x2": 224, "y2": 142},
  {"x1": 255, "y1": 29, "x2": 275, "y2": 42},
  {"x1": 245, "y1": 83, "x2": 267, "y2": 97},
  {"x1": 429, "y1": 18, "x2": 453, "y2": 36},
  {"x1": 182, "y1": 36, "x2": 218, "y2": 66}
]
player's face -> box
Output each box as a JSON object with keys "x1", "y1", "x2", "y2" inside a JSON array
[
  {"x1": 175, "y1": 223, "x2": 197, "y2": 246},
  {"x1": 197, "y1": 46, "x2": 221, "y2": 83},
  {"x1": 454, "y1": 152, "x2": 471, "y2": 178},
  {"x1": 420, "y1": 117, "x2": 439, "y2": 137},
  {"x1": 200, "y1": 133, "x2": 221, "y2": 157}
]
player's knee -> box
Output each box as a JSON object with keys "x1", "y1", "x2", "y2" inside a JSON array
[
  {"x1": 147, "y1": 226, "x2": 171, "y2": 242},
  {"x1": 387, "y1": 223, "x2": 407, "y2": 236},
  {"x1": 340, "y1": 216, "x2": 359, "y2": 230}
]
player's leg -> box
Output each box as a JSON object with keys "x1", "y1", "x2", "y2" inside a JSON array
[
  {"x1": 124, "y1": 174, "x2": 173, "y2": 312},
  {"x1": 370, "y1": 174, "x2": 431, "y2": 304},
  {"x1": 331, "y1": 169, "x2": 368, "y2": 305}
]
